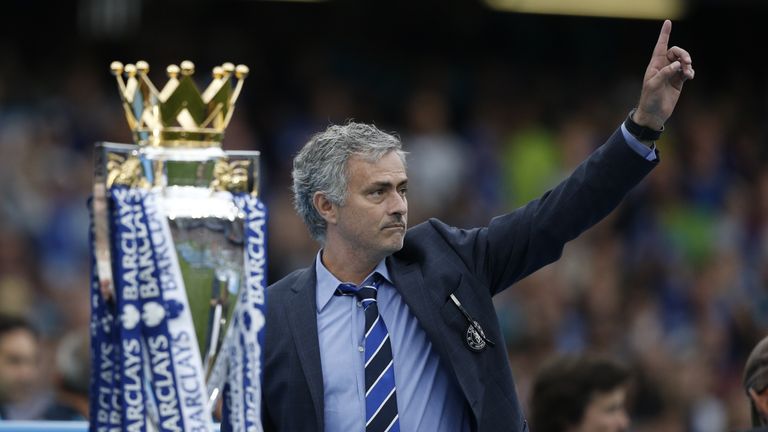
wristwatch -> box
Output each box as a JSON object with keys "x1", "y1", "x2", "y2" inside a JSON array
[{"x1": 625, "y1": 108, "x2": 663, "y2": 141}]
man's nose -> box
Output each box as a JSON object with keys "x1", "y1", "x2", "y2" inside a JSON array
[{"x1": 388, "y1": 191, "x2": 407, "y2": 215}]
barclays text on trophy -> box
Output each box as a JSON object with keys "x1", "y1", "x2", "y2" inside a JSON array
[{"x1": 89, "y1": 60, "x2": 267, "y2": 432}]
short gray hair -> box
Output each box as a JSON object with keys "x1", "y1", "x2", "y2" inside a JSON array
[{"x1": 292, "y1": 122, "x2": 406, "y2": 243}]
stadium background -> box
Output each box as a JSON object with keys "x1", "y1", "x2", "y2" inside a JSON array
[{"x1": 1, "y1": 0, "x2": 767, "y2": 429}]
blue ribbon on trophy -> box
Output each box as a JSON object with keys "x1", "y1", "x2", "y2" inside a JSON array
[
  {"x1": 141, "y1": 188, "x2": 211, "y2": 431},
  {"x1": 89, "y1": 200, "x2": 121, "y2": 432},
  {"x1": 90, "y1": 60, "x2": 264, "y2": 431},
  {"x1": 221, "y1": 194, "x2": 267, "y2": 432},
  {"x1": 111, "y1": 185, "x2": 148, "y2": 431}
]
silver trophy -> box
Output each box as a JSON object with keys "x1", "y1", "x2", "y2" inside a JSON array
[{"x1": 89, "y1": 60, "x2": 265, "y2": 431}]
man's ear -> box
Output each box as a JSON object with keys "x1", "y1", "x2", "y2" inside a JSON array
[
  {"x1": 749, "y1": 388, "x2": 768, "y2": 420},
  {"x1": 313, "y1": 192, "x2": 337, "y2": 225}
]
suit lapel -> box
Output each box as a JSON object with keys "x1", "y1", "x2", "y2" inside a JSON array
[
  {"x1": 386, "y1": 256, "x2": 484, "y2": 420},
  {"x1": 285, "y1": 268, "x2": 325, "y2": 430}
]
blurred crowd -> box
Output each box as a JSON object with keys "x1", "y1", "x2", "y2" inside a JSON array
[{"x1": 2, "y1": 3, "x2": 768, "y2": 430}]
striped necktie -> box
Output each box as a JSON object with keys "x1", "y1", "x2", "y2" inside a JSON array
[{"x1": 336, "y1": 275, "x2": 400, "y2": 432}]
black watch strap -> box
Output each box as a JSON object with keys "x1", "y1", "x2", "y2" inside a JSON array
[{"x1": 625, "y1": 108, "x2": 663, "y2": 141}]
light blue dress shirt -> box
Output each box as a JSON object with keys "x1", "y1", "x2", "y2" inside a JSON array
[
  {"x1": 315, "y1": 255, "x2": 471, "y2": 432},
  {"x1": 314, "y1": 127, "x2": 655, "y2": 431},
  {"x1": 621, "y1": 123, "x2": 659, "y2": 161}
]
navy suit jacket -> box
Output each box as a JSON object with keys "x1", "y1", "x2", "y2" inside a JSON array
[{"x1": 262, "y1": 129, "x2": 657, "y2": 431}]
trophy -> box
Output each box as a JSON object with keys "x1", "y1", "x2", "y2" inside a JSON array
[{"x1": 89, "y1": 60, "x2": 267, "y2": 431}]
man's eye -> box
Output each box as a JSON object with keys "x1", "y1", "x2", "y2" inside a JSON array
[{"x1": 399, "y1": 188, "x2": 408, "y2": 196}]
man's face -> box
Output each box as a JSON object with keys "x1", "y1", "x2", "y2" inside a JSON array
[
  {"x1": 332, "y1": 151, "x2": 408, "y2": 260},
  {"x1": 573, "y1": 387, "x2": 630, "y2": 432},
  {"x1": 0, "y1": 329, "x2": 39, "y2": 404}
]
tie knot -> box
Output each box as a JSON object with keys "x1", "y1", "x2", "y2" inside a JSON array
[
  {"x1": 336, "y1": 283, "x2": 378, "y2": 301},
  {"x1": 335, "y1": 274, "x2": 381, "y2": 301}
]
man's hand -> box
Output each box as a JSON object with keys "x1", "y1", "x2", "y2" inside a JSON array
[{"x1": 633, "y1": 20, "x2": 694, "y2": 130}]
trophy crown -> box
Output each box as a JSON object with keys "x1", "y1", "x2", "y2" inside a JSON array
[{"x1": 111, "y1": 60, "x2": 248, "y2": 147}]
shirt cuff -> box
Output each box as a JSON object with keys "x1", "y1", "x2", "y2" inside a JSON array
[{"x1": 621, "y1": 123, "x2": 658, "y2": 161}]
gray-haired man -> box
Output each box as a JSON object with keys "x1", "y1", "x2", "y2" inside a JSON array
[
  {"x1": 262, "y1": 20, "x2": 694, "y2": 432},
  {"x1": 742, "y1": 336, "x2": 768, "y2": 431}
]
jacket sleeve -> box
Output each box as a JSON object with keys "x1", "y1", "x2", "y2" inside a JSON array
[{"x1": 430, "y1": 127, "x2": 657, "y2": 296}]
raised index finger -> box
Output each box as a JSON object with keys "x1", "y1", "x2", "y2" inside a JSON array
[{"x1": 653, "y1": 20, "x2": 672, "y2": 58}]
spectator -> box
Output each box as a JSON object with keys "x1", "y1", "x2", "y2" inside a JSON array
[
  {"x1": 41, "y1": 329, "x2": 89, "y2": 421},
  {"x1": 0, "y1": 315, "x2": 41, "y2": 420},
  {"x1": 530, "y1": 355, "x2": 631, "y2": 432}
]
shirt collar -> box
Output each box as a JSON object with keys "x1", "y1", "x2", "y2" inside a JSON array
[{"x1": 315, "y1": 250, "x2": 392, "y2": 313}]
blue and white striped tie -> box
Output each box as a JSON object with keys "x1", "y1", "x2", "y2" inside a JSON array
[{"x1": 336, "y1": 275, "x2": 400, "y2": 432}]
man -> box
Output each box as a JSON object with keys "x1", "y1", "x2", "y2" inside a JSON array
[
  {"x1": 742, "y1": 336, "x2": 768, "y2": 431},
  {"x1": 263, "y1": 20, "x2": 694, "y2": 431},
  {"x1": 0, "y1": 315, "x2": 40, "y2": 420},
  {"x1": 529, "y1": 355, "x2": 631, "y2": 432},
  {"x1": 41, "y1": 329, "x2": 90, "y2": 421}
]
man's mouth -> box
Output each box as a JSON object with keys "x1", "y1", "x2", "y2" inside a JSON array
[{"x1": 383, "y1": 224, "x2": 405, "y2": 230}]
